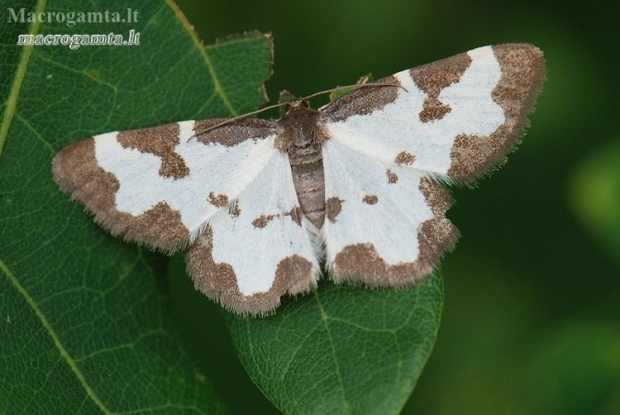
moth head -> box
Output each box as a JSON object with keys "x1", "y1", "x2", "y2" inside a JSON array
[
  {"x1": 285, "y1": 99, "x2": 311, "y2": 114},
  {"x1": 275, "y1": 99, "x2": 326, "y2": 152}
]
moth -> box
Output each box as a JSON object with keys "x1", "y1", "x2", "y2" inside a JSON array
[{"x1": 53, "y1": 44, "x2": 545, "y2": 316}]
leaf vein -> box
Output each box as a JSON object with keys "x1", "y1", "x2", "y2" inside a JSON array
[
  {"x1": 0, "y1": 0, "x2": 47, "y2": 157},
  {"x1": 313, "y1": 290, "x2": 352, "y2": 412},
  {"x1": 165, "y1": 0, "x2": 237, "y2": 116},
  {"x1": 0, "y1": 259, "x2": 112, "y2": 413}
]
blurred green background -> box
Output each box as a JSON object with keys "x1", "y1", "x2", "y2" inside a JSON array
[{"x1": 167, "y1": 1, "x2": 620, "y2": 414}]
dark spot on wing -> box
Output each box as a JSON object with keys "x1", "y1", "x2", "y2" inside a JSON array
[
  {"x1": 117, "y1": 123, "x2": 190, "y2": 179},
  {"x1": 386, "y1": 169, "x2": 399, "y2": 184},
  {"x1": 419, "y1": 98, "x2": 452, "y2": 122},
  {"x1": 325, "y1": 197, "x2": 344, "y2": 223},
  {"x1": 208, "y1": 192, "x2": 229, "y2": 207},
  {"x1": 228, "y1": 201, "x2": 241, "y2": 217},
  {"x1": 252, "y1": 214, "x2": 276, "y2": 229},
  {"x1": 395, "y1": 151, "x2": 416, "y2": 165},
  {"x1": 410, "y1": 52, "x2": 472, "y2": 123},
  {"x1": 285, "y1": 206, "x2": 304, "y2": 226}
]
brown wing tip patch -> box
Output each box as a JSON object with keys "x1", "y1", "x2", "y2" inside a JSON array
[
  {"x1": 52, "y1": 139, "x2": 96, "y2": 195},
  {"x1": 187, "y1": 228, "x2": 317, "y2": 316},
  {"x1": 448, "y1": 44, "x2": 546, "y2": 183},
  {"x1": 52, "y1": 138, "x2": 190, "y2": 252}
]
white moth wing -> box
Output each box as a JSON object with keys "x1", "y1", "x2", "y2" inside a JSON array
[
  {"x1": 54, "y1": 118, "x2": 319, "y2": 315},
  {"x1": 320, "y1": 46, "x2": 502, "y2": 179},
  {"x1": 320, "y1": 44, "x2": 545, "y2": 182},
  {"x1": 95, "y1": 125, "x2": 275, "y2": 237},
  {"x1": 321, "y1": 138, "x2": 458, "y2": 285},
  {"x1": 53, "y1": 119, "x2": 281, "y2": 252},
  {"x1": 186, "y1": 150, "x2": 320, "y2": 315},
  {"x1": 319, "y1": 44, "x2": 545, "y2": 283}
]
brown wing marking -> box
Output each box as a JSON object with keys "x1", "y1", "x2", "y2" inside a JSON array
[
  {"x1": 447, "y1": 44, "x2": 546, "y2": 182},
  {"x1": 331, "y1": 178, "x2": 458, "y2": 286},
  {"x1": 52, "y1": 138, "x2": 189, "y2": 252},
  {"x1": 410, "y1": 51, "x2": 472, "y2": 123},
  {"x1": 186, "y1": 227, "x2": 317, "y2": 316}
]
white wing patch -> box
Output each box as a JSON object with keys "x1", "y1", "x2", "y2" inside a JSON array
[
  {"x1": 94, "y1": 123, "x2": 276, "y2": 242},
  {"x1": 209, "y1": 151, "x2": 319, "y2": 296},
  {"x1": 177, "y1": 120, "x2": 195, "y2": 141},
  {"x1": 321, "y1": 138, "x2": 455, "y2": 285},
  {"x1": 322, "y1": 46, "x2": 505, "y2": 179},
  {"x1": 323, "y1": 139, "x2": 433, "y2": 265},
  {"x1": 186, "y1": 150, "x2": 320, "y2": 315}
]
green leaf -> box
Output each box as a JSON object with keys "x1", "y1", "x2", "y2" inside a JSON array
[
  {"x1": 0, "y1": 1, "x2": 271, "y2": 413},
  {"x1": 328, "y1": 74, "x2": 374, "y2": 102},
  {"x1": 226, "y1": 272, "x2": 443, "y2": 415},
  {"x1": 2, "y1": 1, "x2": 443, "y2": 412}
]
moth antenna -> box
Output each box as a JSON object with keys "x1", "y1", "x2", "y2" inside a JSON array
[
  {"x1": 305, "y1": 82, "x2": 407, "y2": 102},
  {"x1": 190, "y1": 82, "x2": 406, "y2": 141},
  {"x1": 190, "y1": 101, "x2": 288, "y2": 142}
]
